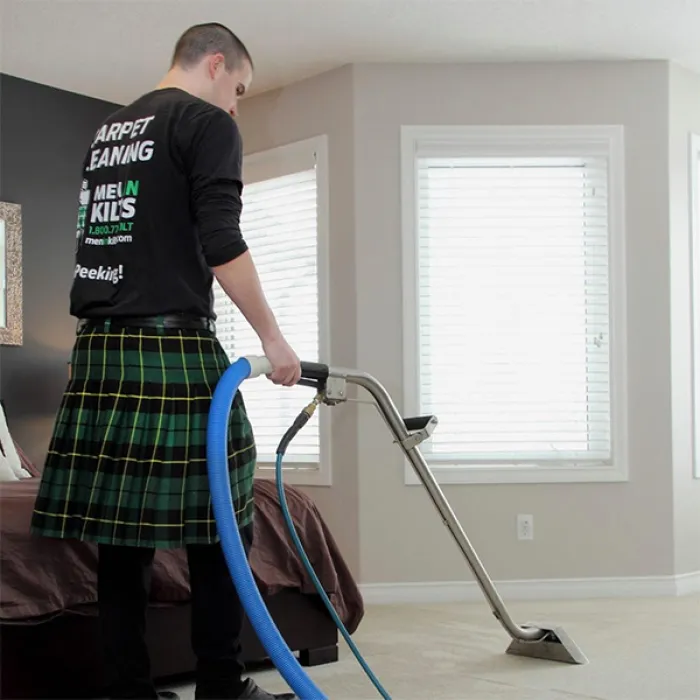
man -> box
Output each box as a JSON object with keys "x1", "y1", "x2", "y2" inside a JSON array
[{"x1": 31, "y1": 23, "x2": 300, "y2": 700}]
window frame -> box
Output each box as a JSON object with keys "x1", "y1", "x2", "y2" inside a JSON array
[
  {"x1": 689, "y1": 132, "x2": 700, "y2": 480},
  {"x1": 400, "y1": 124, "x2": 629, "y2": 485},
  {"x1": 220, "y1": 134, "x2": 332, "y2": 487}
]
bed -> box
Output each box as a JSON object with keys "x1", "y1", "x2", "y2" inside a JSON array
[{"x1": 0, "y1": 469, "x2": 364, "y2": 699}]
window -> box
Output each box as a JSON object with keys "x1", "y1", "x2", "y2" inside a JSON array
[
  {"x1": 213, "y1": 135, "x2": 331, "y2": 486},
  {"x1": 690, "y1": 133, "x2": 700, "y2": 479},
  {"x1": 401, "y1": 125, "x2": 627, "y2": 484}
]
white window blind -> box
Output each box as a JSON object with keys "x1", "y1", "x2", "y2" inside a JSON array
[
  {"x1": 413, "y1": 154, "x2": 612, "y2": 467},
  {"x1": 213, "y1": 165, "x2": 321, "y2": 464}
]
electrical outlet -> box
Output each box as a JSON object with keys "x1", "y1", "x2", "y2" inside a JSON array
[{"x1": 517, "y1": 514, "x2": 534, "y2": 541}]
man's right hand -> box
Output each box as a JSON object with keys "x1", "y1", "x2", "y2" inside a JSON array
[{"x1": 262, "y1": 335, "x2": 301, "y2": 387}]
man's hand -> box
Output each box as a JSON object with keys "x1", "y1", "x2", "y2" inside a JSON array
[
  {"x1": 262, "y1": 335, "x2": 301, "y2": 387},
  {"x1": 213, "y1": 252, "x2": 301, "y2": 386}
]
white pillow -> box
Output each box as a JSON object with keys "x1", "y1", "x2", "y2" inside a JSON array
[
  {"x1": 0, "y1": 404, "x2": 30, "y2": 479},
  {"x1": 0, "y1": 451, "x2": 19, "y2": 482}
]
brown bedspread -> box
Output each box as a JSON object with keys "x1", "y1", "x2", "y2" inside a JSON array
[{"x1": 0, "y1": 477, "x2": 363, "y2": 633}]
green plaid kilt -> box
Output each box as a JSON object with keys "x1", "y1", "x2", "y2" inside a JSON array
[{"x1": 30, "y1": 320, "x2": 256, "y2": 549}]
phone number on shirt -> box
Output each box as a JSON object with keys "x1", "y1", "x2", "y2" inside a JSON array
[{"x1": 88, "y1": 222, "x2": 135, "y2": 235}]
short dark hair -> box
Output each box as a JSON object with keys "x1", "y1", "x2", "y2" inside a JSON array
[{"x1": 171, "y1": 23, "x2": 253, "y2": 72}]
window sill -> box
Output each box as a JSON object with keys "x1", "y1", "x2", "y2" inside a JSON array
[
  {"x1": 403, "y1": 460, "x2": 628, "y2": 485},
  {"x1": 256, "y1": 461, "x2": 332, "y2": 487}
]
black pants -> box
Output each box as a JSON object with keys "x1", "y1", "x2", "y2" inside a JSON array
[{"x1": 98, "y1": 525, "x2": 254, "y2": 699}]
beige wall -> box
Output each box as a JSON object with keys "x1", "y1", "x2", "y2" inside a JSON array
[
  {"x1": 353, "y1": 61, "x2": 676, "y2": 584},
  {"x1": 240, "y1": 60, "x2": 699, "y2": 585},
  {"x1": 669, "y1": 63, "x2": 700, "y2": 576}
]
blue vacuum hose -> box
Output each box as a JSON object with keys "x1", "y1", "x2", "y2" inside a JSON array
[
  {"x1": 208, "y1": 356, "x2": 391, "y2": 699},
  {"x1": 207, "y1": 357, "x2": 327, "y2": 700}
]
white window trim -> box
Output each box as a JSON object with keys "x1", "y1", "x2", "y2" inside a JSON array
[
  {"x1": 400, "y1": 124, "x2": 629, "y2": 485},
  {"x1": 240, "y1": 134, "x2": 332, "y2": 487},
  {"x1": 689, "y1": 132, "x2": 700, "y2": 480}
]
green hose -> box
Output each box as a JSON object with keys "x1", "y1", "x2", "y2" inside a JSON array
[{"x1": 274, "y1": 397, "x2": 392, "y2": 699}]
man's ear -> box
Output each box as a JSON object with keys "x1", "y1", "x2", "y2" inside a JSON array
[{"x1": 207, "y1": 53, "x2": 225, "y2": 79}]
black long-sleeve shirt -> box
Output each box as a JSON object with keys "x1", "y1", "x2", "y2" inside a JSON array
[{"x1": 70, "y1": 87, "x2": 247, "y2": 320}]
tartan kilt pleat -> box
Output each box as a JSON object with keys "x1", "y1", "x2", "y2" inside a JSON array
[{"x1": 30, "y1": 322, "x2": 257, "y2": 549}]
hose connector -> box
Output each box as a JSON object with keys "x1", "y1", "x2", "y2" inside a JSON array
[
  {"x1": 304, "y1": 392, "x2": 324, "y2": 416},
  {"x1": 276, "y1": 392, "x2": 325, "y2": 457}
]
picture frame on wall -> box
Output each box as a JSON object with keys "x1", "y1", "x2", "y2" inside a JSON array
[{"x1": 0, "y1": 201, "x2": 23, "y2": 347}]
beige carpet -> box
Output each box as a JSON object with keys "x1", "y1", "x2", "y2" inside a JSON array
[{"x1": 166, "y1": 594, "x2": 700, "y2": 700}]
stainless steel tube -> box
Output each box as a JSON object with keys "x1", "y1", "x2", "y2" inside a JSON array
[{"x1": 335, "y1": 367, "x2": 546, "y2": 643}]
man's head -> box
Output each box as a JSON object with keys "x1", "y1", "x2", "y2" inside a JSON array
[{"x1": 168, "y1": 23, "x2": 253, "y2": 117}]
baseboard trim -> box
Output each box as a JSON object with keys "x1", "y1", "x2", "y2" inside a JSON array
[
  {"x1": 675, "y1": 570, "x2": 700, "y2": 596},
  {"x1": 360, "y1": 571, "x2": 700, "y2": 605}
]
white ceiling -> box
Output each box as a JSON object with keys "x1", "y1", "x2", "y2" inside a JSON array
[{"x1": 1, "y1": 0, "x2": 698, "y2": 105}]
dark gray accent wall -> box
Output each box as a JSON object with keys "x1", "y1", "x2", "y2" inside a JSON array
[{"x1": 0, "y1": 74, "x2": 120, "y2": 465}]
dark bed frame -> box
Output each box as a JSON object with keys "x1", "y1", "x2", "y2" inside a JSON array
[{"x1": 0, "y1": 589, "x2": 338, "y2": 699}]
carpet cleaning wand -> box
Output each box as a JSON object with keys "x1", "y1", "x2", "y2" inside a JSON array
[{"x1": 208, "y1": 356, "x2": 587, "y2": 698}]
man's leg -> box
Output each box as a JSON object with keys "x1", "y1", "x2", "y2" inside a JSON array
[
  {"x1": 187, "y1": 525, "x2": 252, "y2": 699},
  {"x1": 98, "y1": 544, "x2": 157, "y2": 699},
  {"x1": 187, "y1": 527, "x2": 296, "y2": 699}
]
